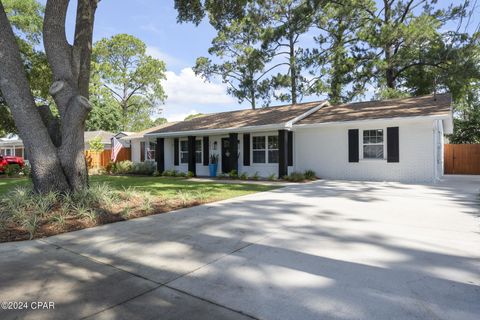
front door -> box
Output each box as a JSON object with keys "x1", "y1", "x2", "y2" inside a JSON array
[{"x1": 221, "y1": 138, "x2": 232, "y2": 173}]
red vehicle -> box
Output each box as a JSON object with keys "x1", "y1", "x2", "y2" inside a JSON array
[{"x1": 0, "y1": 155, "x2": 25, "y2": 173}]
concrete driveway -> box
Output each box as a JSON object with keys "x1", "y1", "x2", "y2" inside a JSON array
[{"x1": 1, "y1": 176, "x2": 479, "y2": 320}]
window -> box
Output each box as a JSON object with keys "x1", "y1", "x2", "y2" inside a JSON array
[
  {"x1": 252, "y1": 136, "x2": 266, "y2": 163},
  {"x1": 180, "y1": 140, "x2": 202, "y2": 164},
  {"x1": 268, "y1": 136, "x2": 279, "y2": 163},
  {"x1": 195, "y1": 140, "x2": 202, "y2": 163},
  {"x1": 147, "y1": 142, "x2": 156, "y2": 160},
  {"x1": 180, "y1": 140, "x2": 188, "y2": 164},
  {"x1": 252, "y1": 135, "x2": 279, "y2": 164},
  {"x1": 363, "y1": 129, "x2": 384, "y2": 159}
]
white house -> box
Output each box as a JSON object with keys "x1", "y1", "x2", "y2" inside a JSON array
[
  {"x1": 0, "y1": 135, "x2": 25, "y2": 158},
  {"x1": 125, "y1": 94, "x2": 453, "y2": 183}
]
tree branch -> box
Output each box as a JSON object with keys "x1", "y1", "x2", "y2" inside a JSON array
[{"x1": 73, "y1": 0, "x2": 98, "y2": 97}]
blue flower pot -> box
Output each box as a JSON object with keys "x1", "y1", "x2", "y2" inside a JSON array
[{"x1": 209, "y1": 163, "x2": 218, "y2": 177}]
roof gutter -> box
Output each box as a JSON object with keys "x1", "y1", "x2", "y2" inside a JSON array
[
  {"x1": 145, "y1": 123, "x2": 287, "y2": 138},
  {"x1": 292, "y1": 114, "x2": 452, "y2": 130}
]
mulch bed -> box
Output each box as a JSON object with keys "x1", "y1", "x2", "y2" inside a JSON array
[{"x1": 0, "y1": 198, "x2": 204, "y2": 243}]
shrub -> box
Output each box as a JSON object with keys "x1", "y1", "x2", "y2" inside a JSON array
[
  {"x1": 105, "y1": 161, "x2": 115, "y2": 174},
  {"x1": 177, "y1": 171, "x2": 186, "y2": 177},
  {"x1": 267, "y1": 173, "x2": 276, "y2": 181},
  {"x1": 131, "y1": 162, "x2": 156, "y2": 175},
  {"x1": 228, "y1": 170, "x2": 238, "y2": 179},
  {"x1": 5, "y1": 164, "x2": 21, "y2": 177},
  {"x1": 304, "y1": 169, "x2": 317, "y2": 180},
  {"x1": 0, "y1": 182, "x2": 153, "y2": 240},
  {"x1": 186, "y1": 171, "x2": 195, "y2": 178},
  {"x1": 239, "y1": 172, "x2": 248, "y2": 180},
  {"x1": 209, "y1": 154, "x2": 219, "y2": 164},
  {"x1": 284, "y1": 172, "x2": 306, "y2": 182},
  {"x1": 112, "y1": 160, "x2": 133, "y2": 174},
  {"x1": 20, "y1": 164, "x2": 31, "y2": 177},
  {"x1": 89, "y1": 137, "x2": 105, "y2": 153},
  {"x1": 250, "y1": 172, "x2": 260, "y2": 181},
  {"x1": 176, "y1": 189, "x2": 192, "y2": 206}
]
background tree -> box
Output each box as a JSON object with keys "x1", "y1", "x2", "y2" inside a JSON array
[
  {"x1": 93, "y1": 34, "x2": 167, "y2": 131},
  {"x1": 305, "y1": 0, "x2": 374, "y2": 104},
  {"x1": 152, "y1": 117, "x2": 168, "y2": 125},
  {"x1": 261, "y1": 0, "x2": 315, "y2": 104},
  {"x1": 184, "y1": 113, "x2": 204, "y2": 120},
  {"x1": 194, "y1": 3, "x2": 274, "y2": 109},
  {"x1": 0, "y1": 0, "x2": 50, "y2": 136},
  {"x1": 359, "y1": 0, "x2": 466, "y2": 97}
]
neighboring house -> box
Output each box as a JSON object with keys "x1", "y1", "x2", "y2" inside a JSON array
[
  {"x1": 120, "y1": 123, "x2": 178, "y2": 163},
  {"x1": 0, "y1": 131, "x2": 120, "y2": 160},
  {"x1": 137, "y1": 94, "x2": 452, "y2": 183},
  {"x1": 0, "y1": 135, "x2": 25, "y2": 159},
  {"x1": 84, "y1": 130, "x2": 116, "y2": 150}
]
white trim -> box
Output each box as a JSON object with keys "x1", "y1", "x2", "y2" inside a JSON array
[
  {"x1": 179, "y1": 138, "x2": 202, "y2": 164},
  {"x1": 360, "y1": 128, "x2": 386, "y2": 161},
  {"x1": 145, "y1": 124, "x2": 286, "y2": 138},
  {"x1": 251, "y1": 133, "x2": 279, "y2": 165},
  {"x1": 285, "y1": 101, "x2": 329, "y2": 128},
  {"x1": 292, "y1": 114, "x2": 451, "y2": 129}
]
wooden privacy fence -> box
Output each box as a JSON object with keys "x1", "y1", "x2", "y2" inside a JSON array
[
  {"x1": 444, "y1": 144, "x2": 480, "y2": 175},
  {"x1": 85, "y1": 148, "x2": 131, "y2": 168}
]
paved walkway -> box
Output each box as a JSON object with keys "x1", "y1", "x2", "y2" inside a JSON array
[{"x1": 1, "y1": 175, "x2": 479, "y2": 320}]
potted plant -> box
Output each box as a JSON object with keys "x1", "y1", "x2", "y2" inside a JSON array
[{"x1": 209, "y1": 154, "x2": 219, "y2": 177}]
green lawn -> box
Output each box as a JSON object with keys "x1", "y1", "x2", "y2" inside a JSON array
[
  {"x1": 0, "y1": 177, "x2": 30, "y2": 195},
  {"x1": 0, "y1": 175, "x2": 278, "y2": 200}
]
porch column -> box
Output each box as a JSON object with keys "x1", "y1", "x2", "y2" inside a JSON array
[
  {"x1": 278, "y1": 129, "x2": 288, "y2": 178},
  {"x1": 187, "y1": 136, "x2": 196, "y2": 176},
  {"x1": 229, "y1": 133, "x2": 238, "y2": 173},
  {"x1": 156, "y1": 137, "x2": 165, "y2": 173}
]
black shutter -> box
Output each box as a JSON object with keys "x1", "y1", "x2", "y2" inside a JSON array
[
  {"x1": 140, "y1": 141, "x2": 145, "y2": 162},
  {"x1": 348, "y1": 129, "x2": 359, "y2": 162},
  {"x1": 174, "y1": 138, "x2": 179, "y2": 166},
  {"x1": 387, "y1": 127, "x2": 399, "y2": 163},
  {"x1": 156, "y1": 138, "x2": 165, "y2": 173},
  {"x1": 243, "y1": 133, "x2": 250, "y2": 166},
  {"x1": 229, "y1": 133, "x2": 238, "y2": 173},
  {"x1": 187, "y1": 136, "x2": 196, "y2": 175},
  {"x1": 288, "y1": 131, "x2": 293, "y2": 166},
  {"x1": 203, "y1": 136, "x2": 209, "y2": 165},
  {"x1": 278, "y1": 130, "x2": 288, "y2": 178}
]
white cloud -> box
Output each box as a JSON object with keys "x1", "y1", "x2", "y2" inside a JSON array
[
  {"x1": 167, "y1": 109, "x2": 201, "y2": 122},
  {"x1": 146, "y1": 46, "x2": 186, "y2": 69},
  {"x1": 161, "y1": 68, "x2": 243, "y2": 122}
]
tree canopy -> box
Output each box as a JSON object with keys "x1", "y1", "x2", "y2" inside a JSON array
[{"x1": 92, "y1": 34, "x2": 167, "y2": 131}]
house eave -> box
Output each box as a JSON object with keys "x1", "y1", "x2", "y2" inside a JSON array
[
  {"x1": 292, "y1": 114, "x2": 452, "y2": 129},
  {"x1": 144, "y1": 123, "x2": 288, "y2": 138}
]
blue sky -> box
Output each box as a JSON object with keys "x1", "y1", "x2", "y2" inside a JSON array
[
  {"x1": 69, "y1": 0, "x2": 247, "y2": 121},
  {"x1": 51, "y1": 0, "x2": 479, "y2": 121}
]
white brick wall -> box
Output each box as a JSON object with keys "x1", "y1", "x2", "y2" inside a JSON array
[{"x1": 294, "y1": 119, "x2": 437, "y2": 183}]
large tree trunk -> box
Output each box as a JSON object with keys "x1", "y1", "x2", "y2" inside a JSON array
[
  {"x1": 383, "y1": 0, "x2": 396, "y2": 89},
  {"x1": 289, "y1": 32, "x2": 297, "y2": 105},
  {"x1": 0, "y1": 0, "x2": 97, "y2": 194}
]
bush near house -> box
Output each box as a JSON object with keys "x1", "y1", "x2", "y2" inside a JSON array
[{"x1": 283, "y1": 170, "x2": 317, "y2": 182}]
